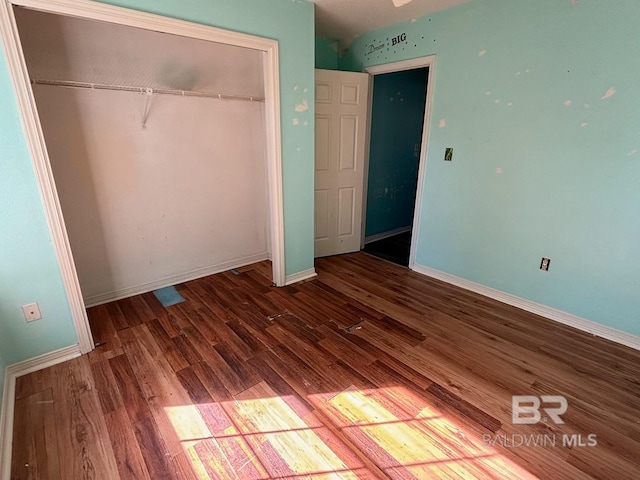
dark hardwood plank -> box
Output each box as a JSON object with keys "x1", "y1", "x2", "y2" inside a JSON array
[
  {"x1": 11, "y1": 389, "x2": 61, "y2": 480},
  {"x1": 12, "y1": 254, "x2": 640, "y2": 479}
]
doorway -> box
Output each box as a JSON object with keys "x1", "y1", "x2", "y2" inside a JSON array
[{"x1": 363, "y1": 57, "x2": 434, "y2": 268}]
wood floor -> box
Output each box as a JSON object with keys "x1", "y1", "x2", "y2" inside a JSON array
[{"x1": 11, "y1": 253, "x2": 640, "y2": 479}]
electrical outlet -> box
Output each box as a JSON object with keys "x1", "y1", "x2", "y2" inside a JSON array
[
  {"x1": 22, "y1": 302, "x2": 42, "y2": 322},
  {"x1": 540, "y1": 257, "x2": 551, "y2": 271}
]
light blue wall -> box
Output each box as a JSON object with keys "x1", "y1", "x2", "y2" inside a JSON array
[
  {"x1": 343, "y1": 0, "x2": 640, "y2": 336},
  {"x1": 366, "y1": 68, "x2": 428, "y2": 237},
  {"x1": 315, "y1": 36, "x2": 339, "y2": 70},
  {"x1": 0, "y1": 51, "x2": 78, "y2": 365},
  {"x1": 0, "y1": 0, "x2": 315, "y2": 370}
]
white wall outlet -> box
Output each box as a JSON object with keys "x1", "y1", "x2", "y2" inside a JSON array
[{"x1": 22, "y1": 302, "x2": 42, "y2": 322}]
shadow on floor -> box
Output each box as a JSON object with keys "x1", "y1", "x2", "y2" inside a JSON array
[{"x1": 362, "y1": 231, "x2": 411, "y2": 267}]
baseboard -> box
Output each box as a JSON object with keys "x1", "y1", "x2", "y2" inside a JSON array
[
  {"x1": 84, "y1": 253, "x2": 271, "y2": 307},
  {"x1": 364, "y1": 226, "x2": 411, "y2": 245},
  {"x1": 0, "y1": 345, "x2": 81, "y2": 479},
  {"x1": 285, "y1": 268, "x2": 317, "y2": 286},
  {"x1": 411, "y1": 263, "x2": 640, "y2": 351}
]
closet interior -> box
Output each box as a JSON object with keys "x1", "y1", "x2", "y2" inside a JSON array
[{"x1": 15, "y1": 7, "x2": 273, "y2": 307}]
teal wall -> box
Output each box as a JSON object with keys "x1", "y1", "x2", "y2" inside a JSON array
[
  {"x1": 315, "y1": 36, "x2": 339, "y2": 69},
  {"x1": 0, "y1": 51, "x2": 78, "y2": 365},
  {"x1": 366, "y1": 68, "x2": 428, "y2": 238},
  {"x1": 0, "y1": 0, "x2": 315, "y2": 373},
  {"x1": 343, "y1": 0, "x2": 640, "y2": 336}
]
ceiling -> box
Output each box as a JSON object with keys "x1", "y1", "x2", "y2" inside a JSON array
[
  {"x1": 313, "y1": 0, "x2": 474, "y2": 49},
  {"x1": 14, "y1": 7, "x2": 265, "y2": 97}
]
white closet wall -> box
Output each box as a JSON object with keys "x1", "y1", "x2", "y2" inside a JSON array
[{"x1": 35, "y1": 85, "x2": 270, "y2": 305}]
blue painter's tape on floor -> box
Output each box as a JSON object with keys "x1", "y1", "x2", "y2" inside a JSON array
[{"x1": 153, "y1": 285, "x2": 185, "y2": 307}]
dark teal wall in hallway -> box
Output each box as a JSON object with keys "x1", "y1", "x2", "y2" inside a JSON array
[{"x1": 365, "y1": 67, "x2": 428, "y2": 238}]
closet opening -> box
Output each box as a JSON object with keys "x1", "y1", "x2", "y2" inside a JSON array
[{"x1": 1, "y1": 0, "x2": 284, "y2": 353}]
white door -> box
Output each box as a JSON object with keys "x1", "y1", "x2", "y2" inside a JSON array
[{"x1": 314, "y1": 69, "x2": 369, "y2": 258}]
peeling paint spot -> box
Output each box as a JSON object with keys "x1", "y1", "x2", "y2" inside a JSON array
[
  {"x1": 580, "y1": 122, "x2": 588, "y2": 127},
  {"x1": 438, "y1": 119, "x2": 446, "y2": 128},
  {"x1": 479, "y1": 49, "x2": 486, "y2": 57},
  {"x1": 294, "y1": 100, "x2": 309, "y2": 112},
  {"x1": 485, "y1": 91, "x2": 491, "y2": 96},
  {"x1": 564, "y1": 100, "x2": 572, "y2": 106},
  {"x1": 392, "y1": 0, "x2": 413, "y2": 6},
  {"x1": 601, "y1": 87, "x2": 616, "y2": 100},
  {"x1": 292, "y1": 118, "x2": 299, "y2": 125},
  {"x1": 628, "y1": 149, "x2": 637, "y2": 156},
  {"x1": 507, "y1": 102, "x2": 513, "y2": 107}
]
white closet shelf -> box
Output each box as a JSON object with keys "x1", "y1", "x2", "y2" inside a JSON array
[{"x1": 30, "y1": 78, "x2": 265, "y2": 103}]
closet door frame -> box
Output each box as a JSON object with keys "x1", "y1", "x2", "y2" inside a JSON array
[{"x1": 0, "y1": 0, "x2": 286, "y2": 354}]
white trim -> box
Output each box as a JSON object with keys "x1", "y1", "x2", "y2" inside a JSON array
[
  {"x1": 0, "y1": 0, "x2": 94, "y2": 354},
  {"x1": 367, "y1": 57, "x2": 437, "y2": 75},
  {"x1": 360, "y1": 74, "x2": 375, "y2": 250},
  {"x1": 0, "y1": 345, "x2": 81, "y2": 480},
  {"x1": 364, "y1": 226, "x2": 411, "y2": 245},
  {"x1": 285, "y1": 268, "x2": 317, "y2": 286},
  {"x1": 0, "y1": 0, "x2": 286, "y2": 353},
  {"x1": 364, "y1": 56, "x2": 436, "y2": 268},
  {"x1": 412, "y1": 263, "x2": 640, "y2": 351},
  {"x1": 262, "y1": 47, "x2": 286, "y2": 287},
  {"x1": 84, "y1": 253, "x2": 270, "y2": 307}
]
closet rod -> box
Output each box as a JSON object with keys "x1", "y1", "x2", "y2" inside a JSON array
[{"x1": 30, "y1": 79, "x2": 265, "y2": 103}]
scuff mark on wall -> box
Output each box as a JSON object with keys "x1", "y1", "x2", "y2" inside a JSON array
[
  {"x1": 479, "y1": 49, "x2": 486, "y2": 57},
  {"x1": 507, "y1": 102, "x2": 513, "y2": 107},
  {"x1": 601, "y1": 87, "x2": 616, "y2": 100},
  {"x1": 580, "y1": 122, "x2": 588, "y2": 127},
  {"x1": 485, "y1": 90, "x2": 491, "y2": 96},
  {"x1": 564, "y1": 100, "x2": 572, "y2": 106},
  {"x1": 628, "y1": 149, "x2": 637, "y2": 156},
  {"x1": 295, "y1": 99, "x2": 309, "y2": 112},
  {"x1": 438, "y1": 119, "x2": 446, "y2": 128}
]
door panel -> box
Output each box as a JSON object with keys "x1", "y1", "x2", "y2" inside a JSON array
[{"x1": 314, "y1": 69, "x2": 369, "y2": 258}]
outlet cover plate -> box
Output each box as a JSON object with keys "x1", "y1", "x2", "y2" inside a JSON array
[{"x1": 22, "y1": 302, "x2": 42, "y2": 322}]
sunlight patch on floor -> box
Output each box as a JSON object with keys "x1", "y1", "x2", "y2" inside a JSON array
[{"x1": 165, "y1": 383, "x2": 537, "y2": 479}]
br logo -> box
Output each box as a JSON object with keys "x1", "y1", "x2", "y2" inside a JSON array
[{"x1": 512, "y1": 395, "x2": 568, "y2": 424}]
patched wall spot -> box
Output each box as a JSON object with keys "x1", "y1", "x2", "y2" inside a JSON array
[{"x1": 601, "y1": 87, "x2": 616, "y2": 100}]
